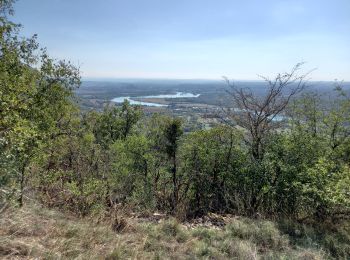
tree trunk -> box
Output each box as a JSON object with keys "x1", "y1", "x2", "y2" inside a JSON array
[
  {"x1": 18, "y1": 164, "x2": 26, "y2": 207},
  {"x1": 172, "y1": 155, "x2": 178, "y2": 212}
]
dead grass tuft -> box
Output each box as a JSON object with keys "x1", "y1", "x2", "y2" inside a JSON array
[{"x1": 0, "y1": 204, "x2": 343, "y2": 259}]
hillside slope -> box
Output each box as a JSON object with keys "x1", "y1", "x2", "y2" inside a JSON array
[{"x1": 1, "y1": 203, "x2": 344, "y2": 259}]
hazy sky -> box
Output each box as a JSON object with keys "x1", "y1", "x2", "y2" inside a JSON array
[{"x1": 13, "y1": 0, "x2": 350, "y2": 81}]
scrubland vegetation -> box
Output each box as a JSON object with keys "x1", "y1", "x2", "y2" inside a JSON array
[
  {"x1": 1, "y1": 203, "x2": 349, "y2": 259},
  {"x1": 1, "y1": 0, "x2": 350, "y2": 259}
]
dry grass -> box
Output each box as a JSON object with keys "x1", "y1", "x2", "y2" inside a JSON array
[
  {"x1": 0, "y1": 204, "x2": 121, "y2": 259},
  {"x1": 0, "y1": 204, "x2": 333, "y2": 259}
]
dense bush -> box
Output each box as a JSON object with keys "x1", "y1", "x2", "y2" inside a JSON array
[{"x1": 18, "y1": 89, "x2": 349, "y2": 224}]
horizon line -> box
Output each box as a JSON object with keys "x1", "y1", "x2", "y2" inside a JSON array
[{"x1": 82, "y1": 77, "x2": 348, "y2": 83}]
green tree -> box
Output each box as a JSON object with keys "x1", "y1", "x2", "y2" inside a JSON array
[
  {"x1": 164, "y1": 118, "x2": 183, "y2": 212},
  {"x1": 180, "y1": 126, "x2": 245, "y2": 216},
  {"x1": 0, "y1": 0, "x2": 80, "y2": 206},
  {"x1": 111, "y1": 134, "x2": 156, "y2": 209},
  {"x1": 94, "y1": 100, "x2": 141, "y2": 148}
]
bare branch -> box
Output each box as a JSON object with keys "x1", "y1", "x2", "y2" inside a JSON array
[{"x1": 221, "y1": 63, "x2": 311, "y2": 160}]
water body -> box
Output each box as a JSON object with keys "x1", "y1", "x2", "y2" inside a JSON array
[
  {"x1": 230, "y1": 108, "x2": 286, "y2": 122},
  {"x1": 111, "y1": 92, "x2": 200, "y2": 107}
]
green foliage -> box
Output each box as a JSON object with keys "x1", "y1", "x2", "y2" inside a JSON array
[
  {"x1": 164, "y1": 117, "x2": 183, "y2": 159},
  {"x1": 181, "y1": 126, "x2": 245, "y2": 216},
  {"x1": 94, "y1": 100, "x2": 141, "y2": 148},
  {"x1": 111, "y1": 134, "x2": 154, "y2": 208},
  {"x1": 2, "y1": 3, "x2": 350, "y2": 251},
  {"x1": 0, "y1": 1, "x2": 80, "y2": 206}
]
